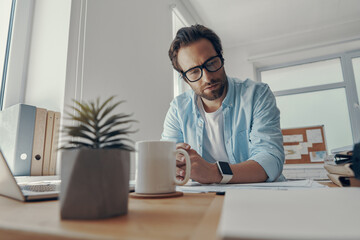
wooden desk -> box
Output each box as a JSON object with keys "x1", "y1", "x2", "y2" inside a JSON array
[
  {"x1": 0, "y1": 193, "x2": 224, "y2": 240},
  {"x1": 0, "y1": 181, "x2": 337, "y2": 240}
]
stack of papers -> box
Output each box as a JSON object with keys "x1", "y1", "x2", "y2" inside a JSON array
[{"x1": 176, "y1": 179, "x2": 326, "y2": 193}]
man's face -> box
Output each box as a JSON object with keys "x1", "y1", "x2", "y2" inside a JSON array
[{"x1": 177, "y1": 39, "x2": 227, "y2": 101}]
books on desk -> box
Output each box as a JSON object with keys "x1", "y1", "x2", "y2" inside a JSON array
[
  {"x1": 324, "y1": 163, "x2": 354, "y2": 177},
  {"x1": 0, "y1": 104, "x2": 61, "y2": 176},
  {"x1": 325, "y1": 164, "x2": 360, "y2": 187},
  {"x1": 324, "y1": 143, "x2": 360, "y2": 187},
  {"x1": 327, "y1": 173, "x2": 360, "y2": 187}
]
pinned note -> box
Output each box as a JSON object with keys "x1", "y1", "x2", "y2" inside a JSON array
[
  {"x1": 283, "y1": 134, "x2": 304, "y2": 143},
  {"x1": 298, "y1": 142, "x2": 311, "y2": 155},
  {"x1": 284, "y1": 145, "x2": 301, "y2": 160},
  {"x1": 306, "y1": 129, "x2": 323, "y2": 143},
  {"x1": 309, "y1": 151, "x2": 327, "y2": 162}
]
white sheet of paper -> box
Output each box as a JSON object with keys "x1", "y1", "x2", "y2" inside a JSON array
[
  {"x1": 298, "y1": 142, "x2": 309, "y2": 154},
  {"x1": 284, "y1": 145, "x2": 301, "y2": 160},
  {"x1": 177, "y1": 180, "x2": 326, "y2": 193},
  {"x1": 306, "y1": 129, "x2": 323, "y2": 143},
  {"x1": 283, "y1": 134, "x2": 304, "y2": 143},
  {"x1": 217, "y1": 188, "x2": 360, "y2": 240}
]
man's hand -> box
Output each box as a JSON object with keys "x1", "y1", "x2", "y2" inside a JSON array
[
  {"x1": 176, "y1": 143, "x2": 221, "y2": 184},
  {"x1": 175, "y1": 143, "x2": 190, "y2": 181}
]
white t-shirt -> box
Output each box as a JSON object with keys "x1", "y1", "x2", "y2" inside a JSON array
[{"x1": 197, "y1": 97, "x2": 229, "y2": 163}]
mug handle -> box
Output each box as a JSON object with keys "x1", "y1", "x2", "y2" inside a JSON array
[{"x1": 174, "y1": 149, "x2": 191, "y2": 186}]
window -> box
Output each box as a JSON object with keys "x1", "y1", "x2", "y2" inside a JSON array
[
  {"x1": 259, "y1": 53, "x2": 360, "y2": 151},
  {"x1": 261, "y1": 59, "x2": 343, "y2": 92},
  {"x1": 0, "y1": 0, "x2": 15, "y2": 110}
]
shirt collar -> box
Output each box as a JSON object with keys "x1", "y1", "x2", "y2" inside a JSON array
[
  {"x1": 222, "y1": 76, "x2": 234, "y2": 109},
  {"x1": 192, "y1": 93, "x2": 201, "y2": 118}
]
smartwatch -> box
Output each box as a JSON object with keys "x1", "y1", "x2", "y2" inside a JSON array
[{"x1": 216, "y1": 161, "x2": 233, "y2": 184}]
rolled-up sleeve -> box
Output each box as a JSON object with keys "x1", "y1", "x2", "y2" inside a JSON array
[
  {"x1": 161, "y1": 101, "x2": 184, "y2": 143},
  {"x1": 248, "y1": 84, "x2": 284, "y2": 182}
]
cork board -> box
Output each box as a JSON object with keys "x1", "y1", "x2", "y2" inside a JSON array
[{"x1": 281, "y1": 125, "x2": 327, "y2": 164}]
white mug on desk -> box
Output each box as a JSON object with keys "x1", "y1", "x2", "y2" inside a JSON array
[{"x1": 135, "y1": 140, "x2": 191, "y2": 194}]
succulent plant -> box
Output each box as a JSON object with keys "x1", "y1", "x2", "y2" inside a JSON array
[{"x1": 61, "y1": 96, "x2": 137, "y2": 151}]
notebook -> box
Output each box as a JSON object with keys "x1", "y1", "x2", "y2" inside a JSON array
[
  {"x1": 0, "y1": 149, "x2": 59, "y2": 201},
  {"x1": 217, "y1": 188, "x2": 360, "y2": 240}
]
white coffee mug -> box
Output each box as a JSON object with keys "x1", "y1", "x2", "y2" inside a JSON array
[{"x1": 135, "y1": 140, "x2": 191, "y2": 194}]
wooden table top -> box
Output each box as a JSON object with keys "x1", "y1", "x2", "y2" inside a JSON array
[
  {"x1": 0, "y1": 192, "x2": 224, "y2": 240},
  {"x1": 0, "y1": 181, "x2": 337, "y2": 240}
]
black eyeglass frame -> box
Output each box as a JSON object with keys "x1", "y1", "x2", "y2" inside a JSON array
[{"x1": 181, "y1": 54, "x2": 224, "y2": 82}]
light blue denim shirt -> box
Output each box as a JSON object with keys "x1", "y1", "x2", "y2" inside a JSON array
[{"x1": 161, "y1": 77, "x2": 285, "y2": 182}]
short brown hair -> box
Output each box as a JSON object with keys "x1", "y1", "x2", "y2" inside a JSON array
[{"x1": 168, "y1": 24, "x2": 223, "y2": 73}]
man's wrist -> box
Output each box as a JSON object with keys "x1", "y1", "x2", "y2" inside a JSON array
[
  {"x1": 212, "y1": 163, "x2": 223, "y2": 183},
  {"x1": 216, "y1": 161, "x2": 233, "y2": 184}
]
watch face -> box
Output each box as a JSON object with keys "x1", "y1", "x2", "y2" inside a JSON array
[{"x1": 218, "y1": 161, "x2": 232, "y2": 175}]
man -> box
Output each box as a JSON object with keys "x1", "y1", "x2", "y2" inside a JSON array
[{"x1": 161, "y1": 24, "x2": 285, "y2": 184}]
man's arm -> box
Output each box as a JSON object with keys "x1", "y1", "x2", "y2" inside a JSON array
[
  {"x1": 226, "y1": 160, "x2": 268, "y2": 183},
  {"x1": 176, "y1": 143, "x2": 268, "y2": 184},
  {"x1": 161, "y1": 101, "x2": 184, "y2": 143},
  {"x1": 246, "y1": 84, "x2": 284, "y2": 182}
]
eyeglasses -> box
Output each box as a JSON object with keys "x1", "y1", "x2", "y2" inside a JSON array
[{"x1": 181, "y1": 54, "x2": 224, "y2": 82}]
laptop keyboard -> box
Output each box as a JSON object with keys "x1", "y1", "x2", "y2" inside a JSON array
[{"x1": 18, "y1": 180, "x2": 61, "y2": 192}]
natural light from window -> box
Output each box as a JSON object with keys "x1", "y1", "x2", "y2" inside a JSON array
[
  {"x1": 261, "y1": 59, "x2": 344, "y2": 92},
  {"x1": 0, "y1": 0, "x2": 13, "y2": 108},
  {"x1": 261, "y1": 58, "x2": 355, "y2": 151},
  {"x1": 276, "y1": 88, "x2": 353, "y2": 151}
]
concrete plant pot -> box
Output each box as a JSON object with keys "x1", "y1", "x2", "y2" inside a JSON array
[{"x1": 60, "y1": 148, "x2": 130, "y2": 220}]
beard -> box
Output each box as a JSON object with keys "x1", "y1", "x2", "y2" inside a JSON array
[{"x1": 194, "y1": 74, "x2": 227, "y2": 101}]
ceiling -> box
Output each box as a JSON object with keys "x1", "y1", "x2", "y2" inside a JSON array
[{"x1": 184, "y1": 0, "x2": 360, "y2": 50}]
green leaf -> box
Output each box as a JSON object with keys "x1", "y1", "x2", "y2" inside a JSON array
[
  {"x1": 60, "y1": 141, "x2": 93, "y2": 148},
  {"x1": 63, "y1": 124, "x2": 94, "y2": 136},
  {"x1": 101, "y1": 127, "x2": 137, "y2": 141},
  {"x1": 99, "y1": 118, "x2": 137, "y2": 133},
  {"x1": 99, "y1": 113, "x2": 129, "y2": 126},
  {"x1": 98, "y1": 96, "x2": 116, "y2": 115},
  {"x1": 99, "y1": 137, "x2": 134, "y2": 145},
  {"x1": 101, "y1": 143, "x2": 135, "y2": 151},
  {"x1": 98, "y1": 100, "x2": 125, "y2": 123},
  {"x1": 65, "y1": 113, "x2": 93, "y2": 128},
  {"x1": 73, "y1": 100, "x2": 92, "y2": 117},
  {"x1": 70, "y1": 105, "x2": 94, "y2": 123},
  {"x1": 66, "y1": 128, "x2": 96, "y2": 142}
]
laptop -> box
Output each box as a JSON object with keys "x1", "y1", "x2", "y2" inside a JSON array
[{"x1": 0, "y1": 149, "x2": 59, "y2": 201}]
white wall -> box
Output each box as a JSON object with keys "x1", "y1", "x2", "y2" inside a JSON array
[
  {"x1": 24, "y1": 0, "x2": 71, "y2": 112},
  {"x1": 223, "y1": 46, "x2": 256, "y2": 81},
  {"x1": 65, "y1": 0, "x2": 176, "y2": 179}
]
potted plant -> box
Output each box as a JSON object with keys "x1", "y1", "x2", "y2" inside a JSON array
[{"x1": 60, "y1": 96, "x2": 136, "y2": 220}]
